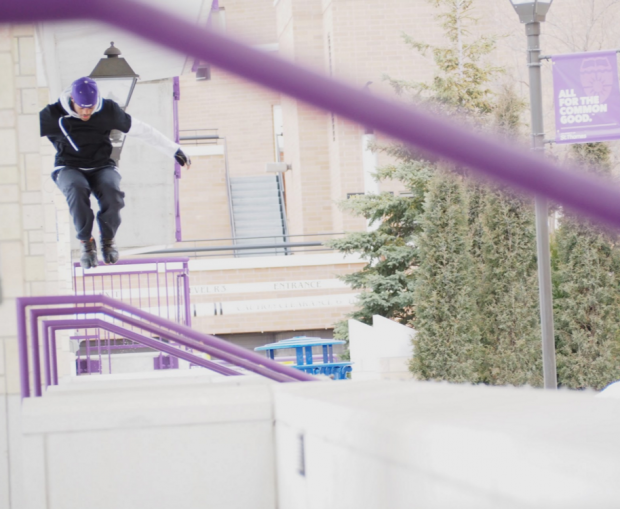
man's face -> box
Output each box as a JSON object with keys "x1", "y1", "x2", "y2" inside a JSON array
[{"x1": 71, "y1": 99, "x2": 95, "y2": 121}]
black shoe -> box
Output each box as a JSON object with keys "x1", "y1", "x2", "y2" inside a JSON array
[
  {"x1": 80, "y1": 238, "x2": 98, "y2": 269},
  {"x1": 101, "y1": 238, "x2": 119, "y2": 264}
]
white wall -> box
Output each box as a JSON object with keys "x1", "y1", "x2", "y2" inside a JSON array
[
  {"x1": 17, "y1": 370, "x2": 620, "y2": 509},
  {"x1": 22, "y1": 380, "x2": 277, "y2": 509},
  {"x1": 118, "y1": 79, "x2": 177, "y2": 248},
  {"x1": 349, "y1": 315, "x2": 415, "y2": 381},
  {"x1": 273, "y1": 380, "x2": 620, "y2": 509}
]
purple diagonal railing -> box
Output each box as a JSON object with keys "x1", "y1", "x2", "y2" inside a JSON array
[
  {"x1": 17, "y1": 295, "x2": 318, "y2": 398},
  {"x1": 35, "y1": 305, "x2": 269, "y2": 384},
  {"x1": 3, "y1": 0, "x2": 620, "y2": 229},
  {"x1": 42, "y1": 319, "x2": 240, "y2": 386}
]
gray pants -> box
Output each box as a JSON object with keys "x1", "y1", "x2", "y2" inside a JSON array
[{"x1": 55, "y1": 166, "x2": 125, "y2": 241}]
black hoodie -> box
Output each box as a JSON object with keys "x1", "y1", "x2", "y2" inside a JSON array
[{"x1": 40, "y1": 93, "x2": 132, "y2": 169}]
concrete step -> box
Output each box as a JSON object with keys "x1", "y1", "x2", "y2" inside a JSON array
[{"x1": 230, "y1": 176, "x2": 279, "y2": 187}]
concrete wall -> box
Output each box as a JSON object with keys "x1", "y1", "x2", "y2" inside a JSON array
[
  {"x1": 349, "y1": 315, "x2": 415, "y2": 381},
  {"x1": 274, "y1": 380, "x2": 620, "y2": 509},
  {"x1": 21, "y1": 378, "x2": 277, "y2": 509},
  {"x1": 115, "y1": 79, "x2": 177, "y2": 249},
  {"x1": 20, "y1": 373, "x2": 620, "y2": 509}
]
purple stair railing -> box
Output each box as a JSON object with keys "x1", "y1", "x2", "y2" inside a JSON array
[
  {"x1": 73, "y1": 258, "x2": 192, "y2": 374},
  {"x1": 43, "y1": 319, "x2": 239, "y2": 386},
  {"x1": 16, "y1": 295, "x2": 318, "y2": 398},
  {"x1": 73, "y1": 258, "x2": 191, "y2": 326}
]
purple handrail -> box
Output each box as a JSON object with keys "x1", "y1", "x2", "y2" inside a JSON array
[
  {"x1": 17, "y1": 295, "x2": 318, "y2": 398},
  {"x1": 2, "y1": 0, "x2": 620, "y2": 229},
  {"x1": 73, "y1": 257, "x2": 192, "y2": 362},
  {"x1": 36, "y1": 305, "x2": 290, "y2": 385},
  {"x1": 42, "y1": 319, "x2": 241, "y2": 385}
]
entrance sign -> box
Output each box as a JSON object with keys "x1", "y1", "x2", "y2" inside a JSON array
[{"x1": 552, "y1": 50, "x2": 620, "y2": 144}]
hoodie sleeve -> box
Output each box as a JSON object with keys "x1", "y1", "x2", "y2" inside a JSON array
[
  {"x1": 40, "y1": 103, "x2": 61, "y2": 137},
  {"x1": 126, "y1": 118, "x2": 181, "y2": 158},
  {"x1": 109, "y1": 100, "x2": 132, "y2": 133}
]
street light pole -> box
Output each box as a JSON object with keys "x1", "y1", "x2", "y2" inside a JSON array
[
  {"x1": 527, "y1": 22, "x2": 557, "y2": 390},
  {"x1": 510, "y1": 0, "x2": 557, "y2": 389}
]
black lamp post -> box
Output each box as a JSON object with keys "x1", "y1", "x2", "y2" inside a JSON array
[
  {"x1": 89, "y1": 42, "x2": 139, "y2": 108},
  {"x1": 89, "y1": 42, "x2": 139, "y2": 162}
]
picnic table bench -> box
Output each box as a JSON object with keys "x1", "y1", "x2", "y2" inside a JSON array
[{"x1": 255, "y1": 336, "x2": 352, "y2": 380}]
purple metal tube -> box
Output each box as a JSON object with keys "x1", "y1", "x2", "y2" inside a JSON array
[
  {"x1": 28, "y1": 308, "x2": 42, "y2": 397},
  {"x1": 155, "y1": 269, "x2": 162, "y2": 321},
  {"x1": 42, "y1": 310, "x2": 243, "y2": 379},
  {"x1": 50, "y1": 326, "x2": 59, "y2": 385},
  {"x1": 30, "y1": 296, "x2": 317, "y2": 381},
  {"x1": 73, "y1": 259, "x2": 192, "y2": 357},
  {"x1": 41, "y1": 324, "x2": 51, "y2": 387},
  {"x1": 44, "y1": 319, "x2": 241, "y2": 378},
  {"x1": 17, "y1": 297, "x2": 314, "y2": 398},
  {"x1": 35, "y1": 305, "x2": 233, "y2": 375},
  {"x1": 99, "y1": 307, "x2": 302, "y2": 382},
  {"x1": 16, "y1": 299, "x2": 30, "y2": 397},
  {"x1": 164, "y1": 265, "x2": 171, "y2": 321},
  {"x1": 107, "y1": 328, "x2": 112, "y2": 375},
  {"x1": 3, "y1": 0, "x2": 620, "y2": 229},
  {"x1": 30, "y1": 307, "x2": 101, "y2": 396},
  {"x1": 176, "y1": 274, "x2": 181, "y2": 324},
  {"x1": 46, "y1": 322, "x2": 95, "y2": 385},
  {"x1": 183, "y1": 266, "x2": 192, "y2": 327}
]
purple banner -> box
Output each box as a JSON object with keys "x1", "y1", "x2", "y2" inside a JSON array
[{"x1": 553, "y1": 50, "x2": 620, "y2": 144}]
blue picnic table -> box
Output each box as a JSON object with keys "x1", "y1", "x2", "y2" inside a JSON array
[{"x1": 255, "y1": 336, "x2": 352, "y2": 380}]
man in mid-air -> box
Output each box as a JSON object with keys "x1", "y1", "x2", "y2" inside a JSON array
[{"x1": 40, "y1": 76, "x2": 190, "y2": 269}]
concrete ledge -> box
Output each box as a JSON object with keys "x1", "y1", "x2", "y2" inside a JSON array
[
  {"x1": 23, "y1": 382, "x2": 274, "y2": 434},
  {"x1": 22, "y1": 382, "x2": 277, "y2": 509},
  {"x1": 48, "y1": 370, "x2": 270, "y2": 393},
  {"x1": 273, "y1": 380, "x2": 620, "y2": 509}
]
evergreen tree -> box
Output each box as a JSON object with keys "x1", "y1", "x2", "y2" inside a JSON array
[
  {"x1": 477, "y1": 187, "x2": 542, "y2": 386},
  {"x1": 411, "y1": 171, "x2": 483, "y2": 382},
  {"x1": 553, "y1": 143, "x2": 620, "y2": 390},
  {"x1": 331, "y1": 158, "x2": 431, "y2": 330},
  {"x1": 330, "y1": 0, "x2": 497, "y2": 343},
  {"x1": 470, "y1": 86, "x2": 542, "y2": 386},
  {"x1": 332, "y1": 0, "x2": 545, "y2": 388}
]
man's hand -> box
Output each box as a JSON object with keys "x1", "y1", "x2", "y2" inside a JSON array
[{"x1": 174, "y1": 149, "x2": 191, "y2": 169}]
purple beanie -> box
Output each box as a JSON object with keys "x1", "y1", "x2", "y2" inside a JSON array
[{"x1": 71, "y1": 77, "x2": 98, "y2": 108}]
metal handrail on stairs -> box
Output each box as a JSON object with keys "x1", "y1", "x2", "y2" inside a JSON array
[{"x1": 16, "y1": 295, "x2": 318, "y2": 399}]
